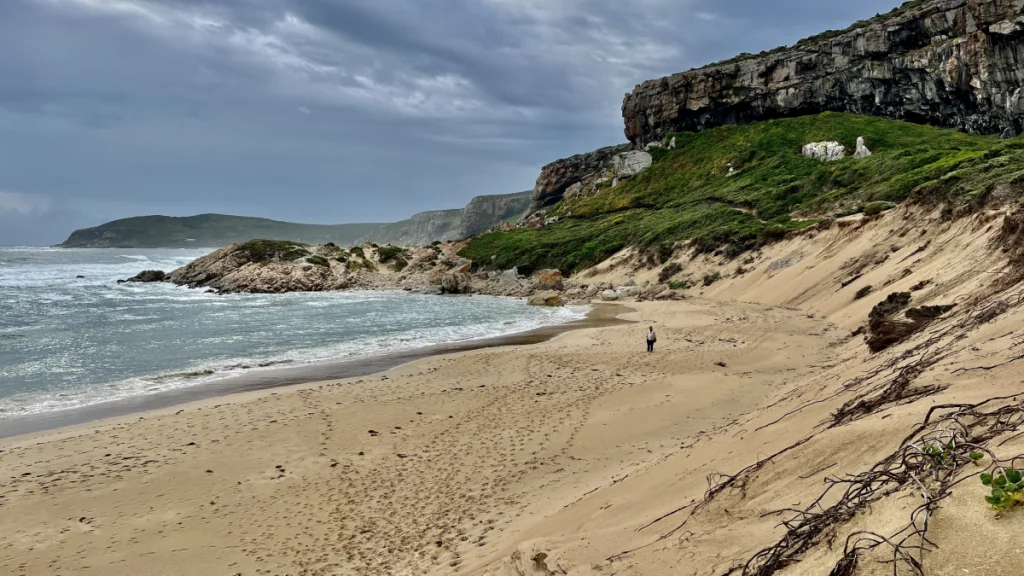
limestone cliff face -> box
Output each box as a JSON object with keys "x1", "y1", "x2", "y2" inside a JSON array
[
  {"x1": 459, "y1": 192, "x2": 533, "y2": 236},
  {"x1": 365, "y1": 191, "x2": 531, "y2": 245},
  {"x1": 364, "y1": 210, "x2": 465, "y2": 246},
  {"x1": 622, "y1": 0, "x2": 1024, "y2": 148}
]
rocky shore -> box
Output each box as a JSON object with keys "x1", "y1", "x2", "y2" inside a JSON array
[{"x1": 125, "y1": 239, "x2": 687, "y2": 306}]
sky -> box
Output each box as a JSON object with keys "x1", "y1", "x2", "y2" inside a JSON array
[{"x1": 0, "y1": 0, "x2": 906, "y2": 245}]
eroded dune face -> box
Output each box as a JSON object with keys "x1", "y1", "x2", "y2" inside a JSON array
[{"x1": 476, "y1": 206, "x2": 1024, "y2": 576}]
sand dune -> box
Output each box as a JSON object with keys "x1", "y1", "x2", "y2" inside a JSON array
[{"x1": 3, "y1": 207, "x2": 1024, "y2": 575}]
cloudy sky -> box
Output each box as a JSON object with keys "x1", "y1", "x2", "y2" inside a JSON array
[{"x1": 0, "y1": 0, "x2": 904, "y2": 245}]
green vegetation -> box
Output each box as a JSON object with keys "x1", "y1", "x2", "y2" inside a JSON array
[
  {"x1": 981, "y1": 468, "x2": 1024, "y2": 515},
  {"x1": 377, "y1": 245, "x2": 410, "y2": 271},
  {"x1": 463, "y1": 113, "x2": 1020, "y2": 274},
  {"x1": 350, "y1": 246, "x2": 366, "y2": 258},
  {"x1": 305, "y1": 256, "x2": 330, "y2": 267},
  {"x1": 658, "y1": 262, "x2": 683, "y2": 284},
  {"x1": 236, "y1": 240, "x2": 310, "y2": 262},
  {"x1": 670, "y1": 280, "x2": 689, "y2": 290},
  {"x1": 703, "y1": 271, "x2": 722, "y2": 286},
  {"x1": 855, "y1": 286, "x2": 874, "y2": 300},
  {"x1": 863, "y1": 201, "x2": 896, "y2": 216},
  {"x1": 60, "y1": 214, "x2": 385, "y2": 248}
]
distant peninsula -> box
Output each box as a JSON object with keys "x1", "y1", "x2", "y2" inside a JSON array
[{"x1": 60, "y1": 191, "x2": 531, "y2": 248}]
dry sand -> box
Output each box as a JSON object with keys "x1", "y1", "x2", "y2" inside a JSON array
[{"x1": 4, "y1": 206, "x2": 1024, "y2": 576}]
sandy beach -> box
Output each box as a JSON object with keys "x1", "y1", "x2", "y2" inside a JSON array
[
  {"x1": 5, "y1": 208, "x2": 1024, "y2": 576},
  {"x1": 0, "y1": 299, "x2": 840, "y2": 575}
]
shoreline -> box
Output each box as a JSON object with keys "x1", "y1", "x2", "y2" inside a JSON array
[{"x1": 0, "y1": 302, "x2": 632, "y2": 442}]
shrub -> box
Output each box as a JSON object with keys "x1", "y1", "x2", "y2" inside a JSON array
[
  {"x1": 670, "y1": 280, "x2": 689, "y2": 290},
  {"x1": 350, "y1": 246, "x2": 365, "y2": 258},
  {"x1": 659, "y1": 262, "x2": 683, "y2": 284},
  {"x1": 864, "y1": 201, "x2": 896, "y2": 216},
  {"x1": 305, "y1": 256, "x2": 330, "y2": 267},
  {"x1": 703, "y1": 271, "x2": 722, "y2": 286},
  {"x1": 855, "y1": 285, "x2": 874, "y2": 300},
  {"x1": 237, "y1": 240, "x2": 310, "y2": 262}
]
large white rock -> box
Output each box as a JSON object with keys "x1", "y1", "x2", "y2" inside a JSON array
[
  {"x1": 802, "y1": 141, "x2": 846, "y2": 162},
  {"x1": 600, "y1": 289, "x2": 620, "y2": 301},
  {"x1": 612, "y1": 151, "x2": 653, "y2": 178},
  {"x1": 854, "y1": 136, "x2": 873, "y2": 159}
]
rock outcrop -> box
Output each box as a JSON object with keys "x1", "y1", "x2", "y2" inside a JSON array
[
  {"x1": 622, "y1": 0, "x2": 1024, "y2": 148},
  {"x1": 120, "y1": 270, "x2": 167, "y2": 283},
  {"x1": 528, "y1": 144, "x2": 630, "y2": 213}
]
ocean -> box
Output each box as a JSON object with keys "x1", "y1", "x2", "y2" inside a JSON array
[{"x1": 0, "y1": 247, "x2": 586, "y2": 419}]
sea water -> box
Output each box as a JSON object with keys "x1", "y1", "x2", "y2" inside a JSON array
[{"x1": 0, "y1": 247, "x2": 586, "y2": 418}]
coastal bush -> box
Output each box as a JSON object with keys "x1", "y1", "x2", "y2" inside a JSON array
[
  {"x1": 864, "y1": 201, "x2": 896, "y2": 216},
  {"x1": 855, "y1": 285, "x2": 874, "y2": 300},
  {"x1": 462, "y1": 113, "x2": 1021, "y2": 274},
  {"x1": 703, "y1": 271, "x2": 722, "y2": 286},
  {"x1": 237, "y1": 240, "x2": 310, "y2": 263},
  {"x1": 377, "y1": 245, "x2": 410, "y2": 271},
  {"x1": 670, "y1": 280, "x2": 689, "y2": 290},
  {"x1": 659, "y1": 262, "x2": 683, "y2": 283},
  {"x1": 305, "y1": 256, "x2": 330, "y2": 267},
  {"x1": 350, "y1": 246, "x2": 365, "y2": 258}
]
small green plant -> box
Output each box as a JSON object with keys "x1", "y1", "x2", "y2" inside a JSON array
[
  {"x1": 970, "y1": 451, "x2": 985, "y2": 465},
  {"x1": 854, "y1": 285, "x2": 873, "y2": 300},
  {"x1": 863, "y1": 201, "x2": 896, "y2": 216},
  {"x1": 981, "y1": 468, "x2": 1024, "y2": 515},
  {"x1": 670, "y1": 280, "x2": 689, "y2": 290},
  {"x1": 659, "y1": 262, "x2": 683, "y2": 283},
  {"x1": 305, "y1": 256, "x2": 330, "y2": 267},
  {"x1": 350, "y1": 246, "x2": 365, "y2": 258},
  {"x1": 703, "y1": 271, "x2": 722, "y2": 286}
]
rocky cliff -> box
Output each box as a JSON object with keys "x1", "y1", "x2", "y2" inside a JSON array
[
  {"x1": 364, "y1": 191, "x2": 531, "y2": 245},
  {"x1": 622, "y1": 0, "x2": 1024, "y2": 148}
]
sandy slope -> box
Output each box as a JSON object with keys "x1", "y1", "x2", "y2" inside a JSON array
[{"x1": 3, "y1": 206, "x2": 1024, "y2": 576}]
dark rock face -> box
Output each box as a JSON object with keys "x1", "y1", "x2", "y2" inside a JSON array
[
  {"x1": 622, "y1": 0, "x2": 1024, "y2": 148},
  {"x1": 122, "y1": 270, "x2": 166, "y2": 283},
  {"x1": 528, "y1": 144, "x2": 630, "y2": 213}
]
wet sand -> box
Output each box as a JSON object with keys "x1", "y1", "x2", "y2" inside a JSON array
[{"x1": 0, "y1": 303, "x2": 631, "y2": 439}]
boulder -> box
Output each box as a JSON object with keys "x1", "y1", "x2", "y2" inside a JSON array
[
  {"x1": 535, "y1": 269, "x2": 564, "y2": 291},
  {"x1": 497, "y1": 268, "x2": 521, "y2": 285},
  {"x1": 617, "y1": 285, "x2": 640, "y2": 298},
  {"x1": 600, "y1": 290, "x2": 620, "y2": 301},
  {"x1": 854, "y1": 137, "x2": 873, "y2": 159},
  {"x1": 802, "y1": 142, "x2": 846, "y2": 162},
  {"x1": 584, "y1": 285, "x2": 600, "y2": 298},
  {"x1": 612, "y1": 151, "x2": 653, "y2": 178},
  {"x1": 527, "y1": 291, "x2": 565, "y2": 307},
  {"x1": 440, "y1": 272, "x2": 472, "y2": 294},
  {"x1": 123, "y1": 270, "x2": 167, "y2": 283}
]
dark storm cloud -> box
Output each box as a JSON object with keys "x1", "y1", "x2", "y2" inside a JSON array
[{"x1": 0, "y1": 0, "x2": 905, "y2": 245}]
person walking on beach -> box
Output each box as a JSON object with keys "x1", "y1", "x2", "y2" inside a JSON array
[{"x1": 647, "y1": 326, "x2": 657, "y2": 353}]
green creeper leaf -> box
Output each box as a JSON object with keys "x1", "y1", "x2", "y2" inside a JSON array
[
  {"x1": 986, "y1": 495, "x2": 999, "y2": 505},
  {"x1": 1008, "y1": 470, "x2": 1022, "y2": 484},
  {"x1": 970, "y1": 451, "x2": 984, "y2": 461},
  {"x1": 981, "y1": 473, "x2": 992, "y2": 486},
  {"x1": 996, "y1": 475, "x2": 1008, "y2": 488}
]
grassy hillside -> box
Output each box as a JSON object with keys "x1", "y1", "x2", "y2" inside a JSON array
[
  {"x1": 61, "y1": 214, "x2": 385, "y2": 248},
  {"x1": 461, "y1": 112, "x2": 1024, "y2": 274}
]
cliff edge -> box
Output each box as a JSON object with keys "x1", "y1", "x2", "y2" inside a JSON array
[{"x1": 622, "y1": 0, "x2": 1024, "y2": 147}]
